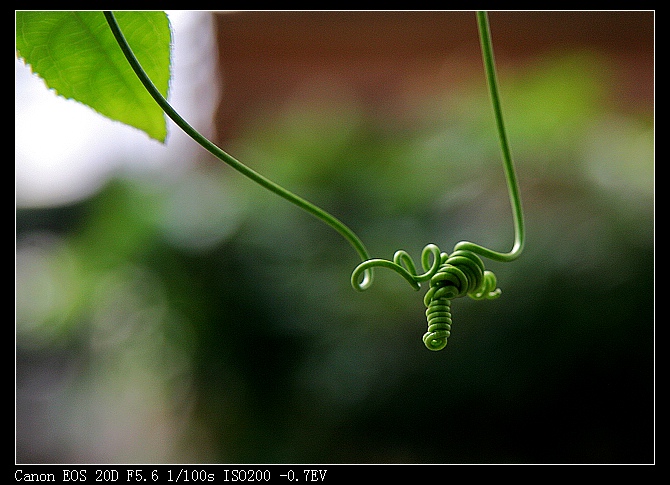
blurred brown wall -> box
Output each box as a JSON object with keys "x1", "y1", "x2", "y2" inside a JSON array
[{"x1": 213, "y1": 11, "x2": 653, "y2": 141}]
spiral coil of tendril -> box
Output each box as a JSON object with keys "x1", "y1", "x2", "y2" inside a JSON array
[
  {"x1": 351, "y1": 244, "x2": 501, "y2": 351},
  {"x1": 424, "y1": 297, "x2": 452, "y2": 351}
]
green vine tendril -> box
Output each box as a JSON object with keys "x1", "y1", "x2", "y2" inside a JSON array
[
  {"x1": 103, "y1": 10, "x2": 374, "y2": 288},
  {"x1": 105, "y1": 11, "x2": 524, "y2": 352},
  {"x1": 351, "y1": 11, "x2": 525, "y2": 351}
]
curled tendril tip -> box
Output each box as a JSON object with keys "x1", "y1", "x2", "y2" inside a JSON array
[{"x1": 352, "y1": 243, "x2": 502, "y2": 351}]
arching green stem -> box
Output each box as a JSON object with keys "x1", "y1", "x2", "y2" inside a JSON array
[
  {"x1": 459, "y1": 11, "x2": 525, "y2": 262},
  {"x1": 103, "y1": 11, "x2": 374, "y2": 288}
]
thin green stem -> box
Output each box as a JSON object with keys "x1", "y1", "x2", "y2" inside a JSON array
[
  {"x1": 456, "y1": 11, "x2": 524, "y2": 262},
  {"x1": 103, "y1": 11, "x2": 373, "y2": 287}
]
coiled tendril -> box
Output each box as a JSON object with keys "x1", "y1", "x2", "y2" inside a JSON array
[{"x1": 352, "y1": 244, "x2": 502, "y2": 350}]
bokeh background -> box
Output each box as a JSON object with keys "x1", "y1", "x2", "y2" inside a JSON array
[{"x1": 16, "y1": 11, "x2": 654, "y2": 464}]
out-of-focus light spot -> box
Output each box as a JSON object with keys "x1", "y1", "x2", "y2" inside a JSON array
[
  {"x1": 583, "y1": 115, "x2": 654, "y2": 198},
  {"x1": 15, "y1": 233, "x2": 83, "y2": 347},
  {"x1": 157, "y1": 169, "x2": 248, "y2": 251}
]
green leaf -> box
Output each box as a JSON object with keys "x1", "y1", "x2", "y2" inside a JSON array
[{"x1": 16, "y1": 11, "x2": 171, "y2": 142}]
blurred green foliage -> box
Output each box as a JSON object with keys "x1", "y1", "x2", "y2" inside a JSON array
[{"x1": 16, "y1": 51, "x2": 653, "y2": 463}]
